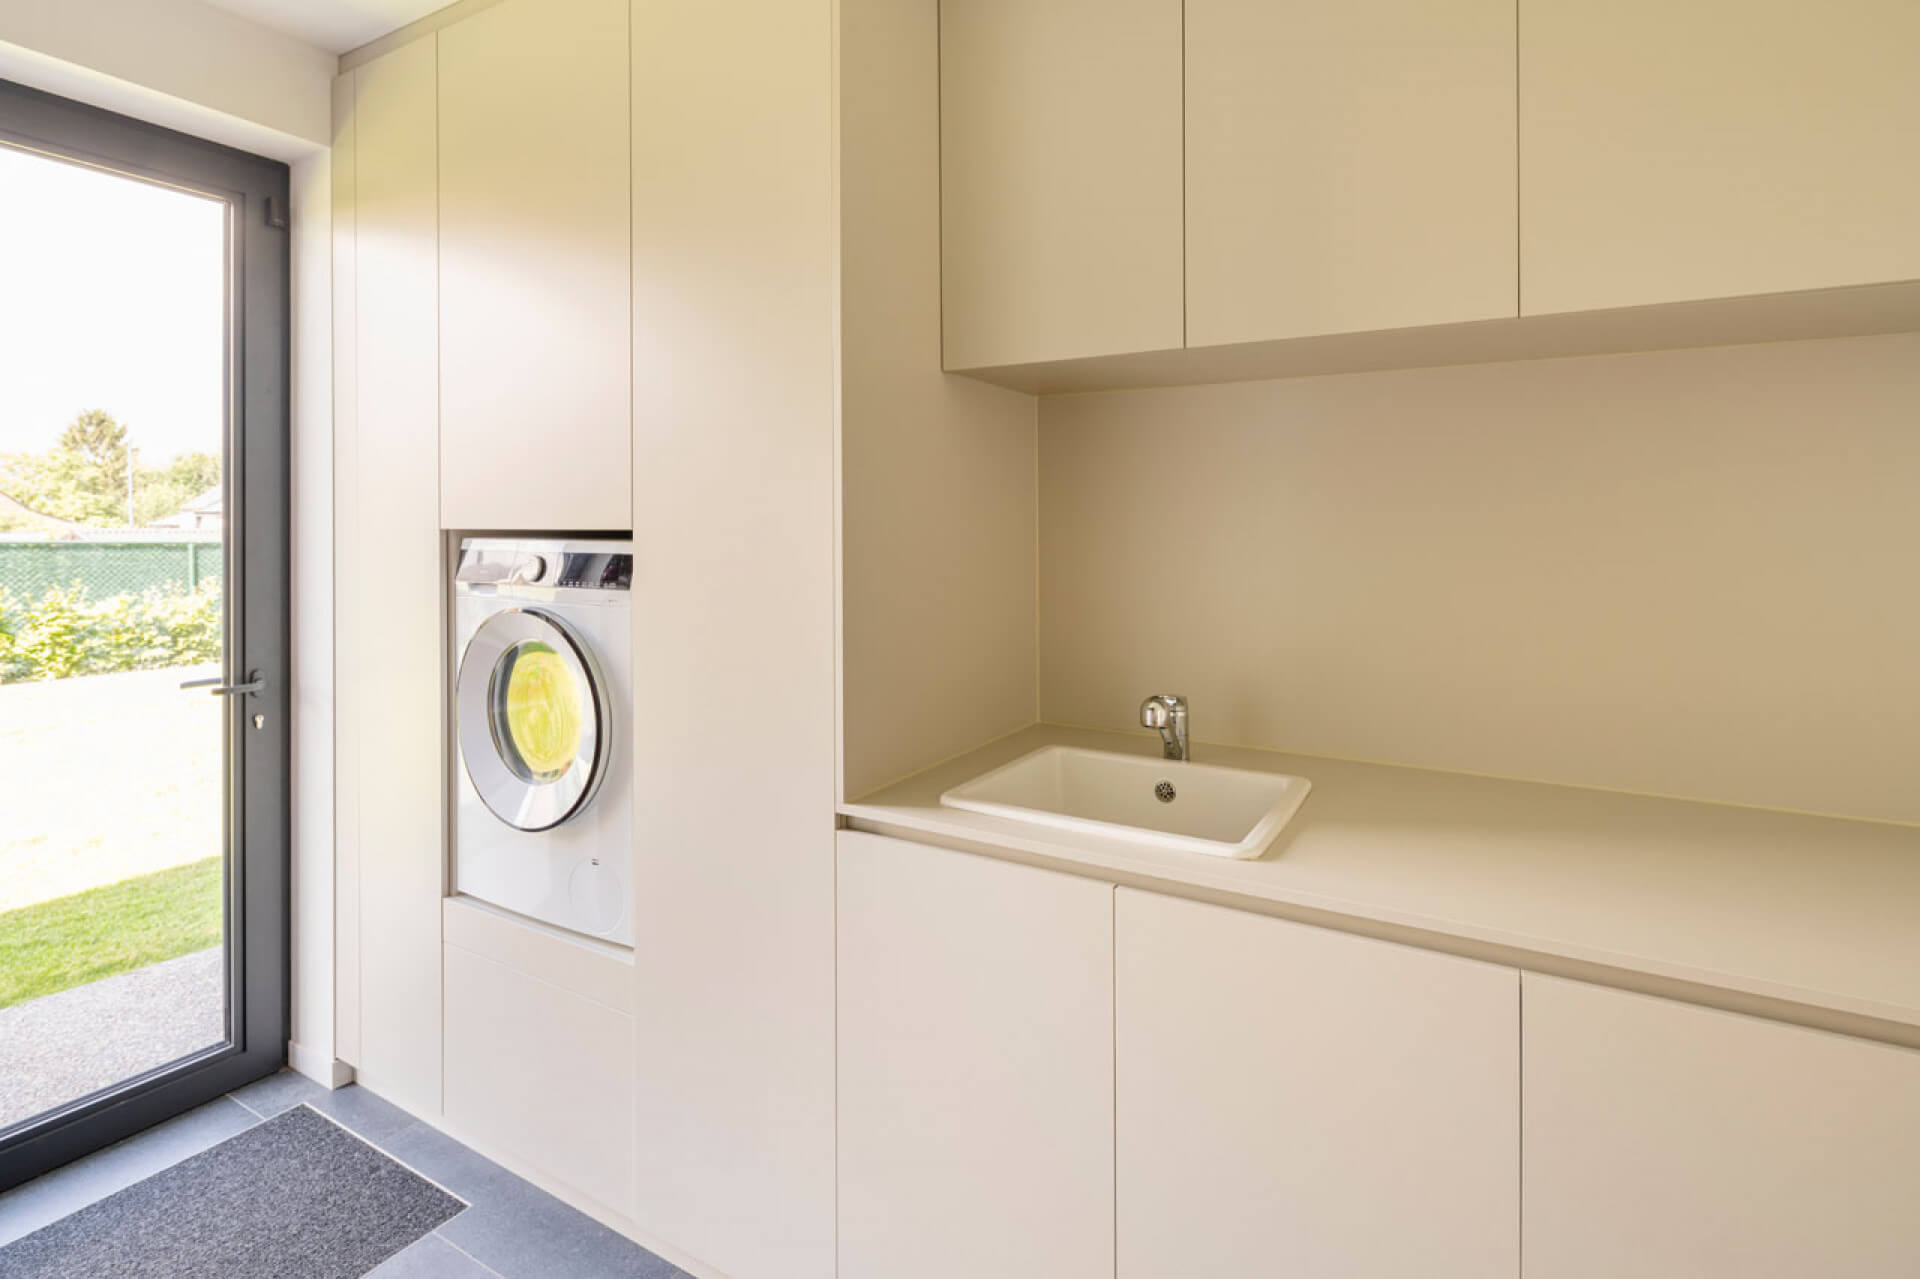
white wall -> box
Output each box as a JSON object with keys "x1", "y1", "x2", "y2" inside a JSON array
[
  {"x1": 838, "y1": 0, "x2": 1038, "y2": 801},
  {"x1": 0, "y1": 0, "x2": 333, "y2": 156},
  {"x1": 1040, "y1": 333, "x2": 1920, "y2": 824},
  {"x1": 0, "y1": 0, "x2": 340, "y2": 1082}
]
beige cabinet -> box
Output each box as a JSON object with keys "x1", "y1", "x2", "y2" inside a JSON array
[
  {"x1": 1116, "y1": 889, "x2": 1519, "y2": 1278},
  {"x1": 329, "y1": 71, "x2": 359, "y2": 1071},
  {"x1": 441, "y1": 924, "x2": 636, "y2": 1218},
  {"x1": 335, "y1": 37, "x2": 444, "y2": 1116},
  {"x1": 1521, "y1": 0, "x2": 1920, "y2": 315},
  {"x1": 1523, "y1": 974, "x2": 1920, "y2": 1278},
  {"x1": 1185, "y1": 0, "x2": 1516, "y2": 346},
  {"x1": 837, "y1": 832, "x2": 1114, "y2": 1279},
  {"x1": 939, "y1": 0, "x2": 1183, "y2": 370},
  {"x1": 627, "y1": 0, "x2": 839, "y2": 1271},
  {"x1": 437, "y1": 0, "x2": 630, "y2": 530}
]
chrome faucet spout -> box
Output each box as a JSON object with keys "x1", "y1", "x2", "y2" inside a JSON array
[{"x1": 1139, "y1": 694, "x2": 1190, "y2": 762}]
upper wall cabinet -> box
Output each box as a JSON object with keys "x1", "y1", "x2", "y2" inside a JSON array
[
  {"x1": 1521, "y1": 0, "x2": 1920, "y2": 316},
  {"x1": 940, "y1": 0, "x2": 1184, "y2": 370},
  {"x1": 940, "y1": 0, "x2": 1920, "y2": 391},
  {"x1": 1185, "y1": 0, "x2": 1517, "y2": 346},
  {"x1": 438, "y1": 0, "x2": 631, "y2": 530}
]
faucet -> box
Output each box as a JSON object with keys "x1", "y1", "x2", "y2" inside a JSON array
[{"x1": 1139, "y1": 694, "x2": 1190, "y2": 762}]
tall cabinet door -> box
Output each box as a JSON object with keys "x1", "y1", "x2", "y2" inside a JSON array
[
  {"x1": 1523, "y1": 974, "x2": 1920, "y2": 1278},
  {"x1": 940, "y1": 0, "x2": 1183, "y2": 369},
  {"x1": 1521, "y1": 0, "x2": 1920, "y2": 315},
  {"x1": 838, "y1": 832, "x2": 1114, "y2": 1279},
  {"x1": 1116, "y1": 889, "x2": 1519, "y2": 1278},
  {"x1": 628, "y1": 0, "x2": 839, "y2": 1271},
  {"x1": 438, "y1": 0, "x2": 631, "y2": 530},
  {"x1": 1185, "y1": 0, "x2": 1517, "y2": 347},
  {"x1": 339, "y1": 36, "x2": 444, "y2": 1116}
]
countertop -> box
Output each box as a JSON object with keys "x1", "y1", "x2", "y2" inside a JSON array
[{"x1": 841, "y1": 725, "x2": 1920, "y2": 1036}]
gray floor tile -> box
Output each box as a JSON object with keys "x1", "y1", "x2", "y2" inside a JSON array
[
  {"x1": 377, "y1": 1122, "x2": 684, "y2": 1278},
  {"x1": 1, "y1": 1083, "x2": 687, "y2": 1279},
  {"x1": 226, "y1": 1066, "x2": 332, "y2": 1119},
  {"x1": 367, "y1": 1232, "x2": 502, "y2": 1278},
  {"x1": 0, "y1": 1096, "x2": 257, "y2": 1246},
  {"x1": 376, "y1": 1120, "x2": 516, "y2": 1204},
  {"x1": 437, "y1": 1183, "x2": 686, "y2": 1279},
  {"x1": 303, "y1": 1082, "x2": 422, "y2": 1145}
]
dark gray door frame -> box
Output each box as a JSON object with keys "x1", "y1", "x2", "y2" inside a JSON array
[{"x1": 0, "y1": 77, "x2": 291, "y2": 1191}]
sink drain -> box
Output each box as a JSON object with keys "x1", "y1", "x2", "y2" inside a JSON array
[{"x1": 1154, "y1": 779, "x2": 1176, "y2": 803}]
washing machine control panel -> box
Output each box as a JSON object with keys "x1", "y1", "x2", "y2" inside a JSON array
[
  {"x1": 455, "y1": 542, "x2": 634, "y2": 592},
  {"x1": 553, "y1": 552, "x2": 633, "y2": 591}
]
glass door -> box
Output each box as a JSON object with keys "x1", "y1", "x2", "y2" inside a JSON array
[{"x1": 0, "y1": 78, "x2": 289, "y2": 1190}]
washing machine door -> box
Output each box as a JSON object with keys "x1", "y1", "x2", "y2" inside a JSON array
[{"x1": 457, "y1": 608, "x2": 612, "y2": 832}]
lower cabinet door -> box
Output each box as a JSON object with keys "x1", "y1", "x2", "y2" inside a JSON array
[
  {"x1": 836, "y1": 832, "x2": 1114, "y2": 1279},
  {"x1": 1523, "y1": 974, "x2": 1920, "y2": 1278},
  {"x1": 441, "y1": 940, "x2": 637, "y2": 1216},
  {"x1": 1115, "y1": 888, "x2": 1519, "y2": 1278}
]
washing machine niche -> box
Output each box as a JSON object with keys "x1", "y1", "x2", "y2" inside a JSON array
[{"x1": 451, "y1": 538, "x2": 633, "y2": 946}]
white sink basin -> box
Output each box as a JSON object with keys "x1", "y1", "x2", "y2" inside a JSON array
[{"x1": 939, "y1": 745, "x2": 1310, "y2": 860}]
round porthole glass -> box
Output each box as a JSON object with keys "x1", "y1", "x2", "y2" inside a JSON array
[
  {"x1": 456, "y1": 608, "x2": 610, "y2": 832},
  {"x1": 491, "y1": 641, "x2": 584, "y2": 783}
]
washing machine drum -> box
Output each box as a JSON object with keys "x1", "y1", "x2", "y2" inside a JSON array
[{"x1": 458, "y1": 608, "x2": 612, "y2": 832}]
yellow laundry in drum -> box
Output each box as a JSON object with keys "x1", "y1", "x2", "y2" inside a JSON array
[{"x1": 501, "y1": 643, "x2": 582, "y2": 780}]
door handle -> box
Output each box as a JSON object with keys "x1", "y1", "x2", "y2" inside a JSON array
[{"x1": 181, "y1": 670, "x2": 266, "y2": 697}]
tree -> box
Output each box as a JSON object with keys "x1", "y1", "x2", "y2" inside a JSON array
[
  {"x1": 0, "y1": 409, "x2": 130, "y2": 525},
  {"x1": 163, "y1": 451, "x2": 220, "y2": 494},
  {"x1": 0, "y1": 412, "x2": 221, "y2": 529},
  {"x1": 58, "y1": 409, "x2": 132, "y2": 498},
  {"x1": 132, "y1": 451, "x2": 222, "y2": 527}
]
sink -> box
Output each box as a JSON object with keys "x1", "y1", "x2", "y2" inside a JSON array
[{"x1": 939, "y1": 745, "x2": 1310, "y2": 860}]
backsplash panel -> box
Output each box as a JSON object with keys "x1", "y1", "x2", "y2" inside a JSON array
[{"x1": 1040, "y1": 333, "x2": 1920, "y2": 824}]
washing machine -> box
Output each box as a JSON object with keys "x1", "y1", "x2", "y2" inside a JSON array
[{"x1": 451, "y1": 537, "x2": 633, "y2": 946}]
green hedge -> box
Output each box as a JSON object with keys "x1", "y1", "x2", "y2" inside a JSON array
[{"x1": 0, "y1": 582, "x2": 222, "y2": 683}]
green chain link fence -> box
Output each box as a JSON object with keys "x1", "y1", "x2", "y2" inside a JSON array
[{"x1": 0, "y1": 539, "x2": 222, "y2": 602}]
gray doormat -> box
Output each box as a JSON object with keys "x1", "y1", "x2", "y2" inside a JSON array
[{"x1": 0, "y1": 1104, "x2": 465, "y2": 1278}]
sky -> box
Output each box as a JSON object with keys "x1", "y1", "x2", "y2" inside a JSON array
[{"x1": 0, "y1": 143, "x2": 227, "y2": 465}]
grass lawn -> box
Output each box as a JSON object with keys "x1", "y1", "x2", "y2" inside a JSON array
[{"x1": 0, "y1": 856, "x2": 223, "y2": 1009}]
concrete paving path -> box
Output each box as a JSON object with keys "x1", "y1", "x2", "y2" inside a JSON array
[
  {"x1": 0, "y1": 948, "x2": 223, "y2": 1130},
  {"x1": 0, "y1": 666, "x2": 222, "y2": 912}
]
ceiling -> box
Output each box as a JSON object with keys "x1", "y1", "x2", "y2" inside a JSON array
[{"x1": 202, "y1": 0, "x2": 461, "y2": 54}]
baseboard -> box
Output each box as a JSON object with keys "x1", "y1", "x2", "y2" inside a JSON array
[{"x1": 286, "y1": 1040, "x2": 355, "y2": 1089}]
